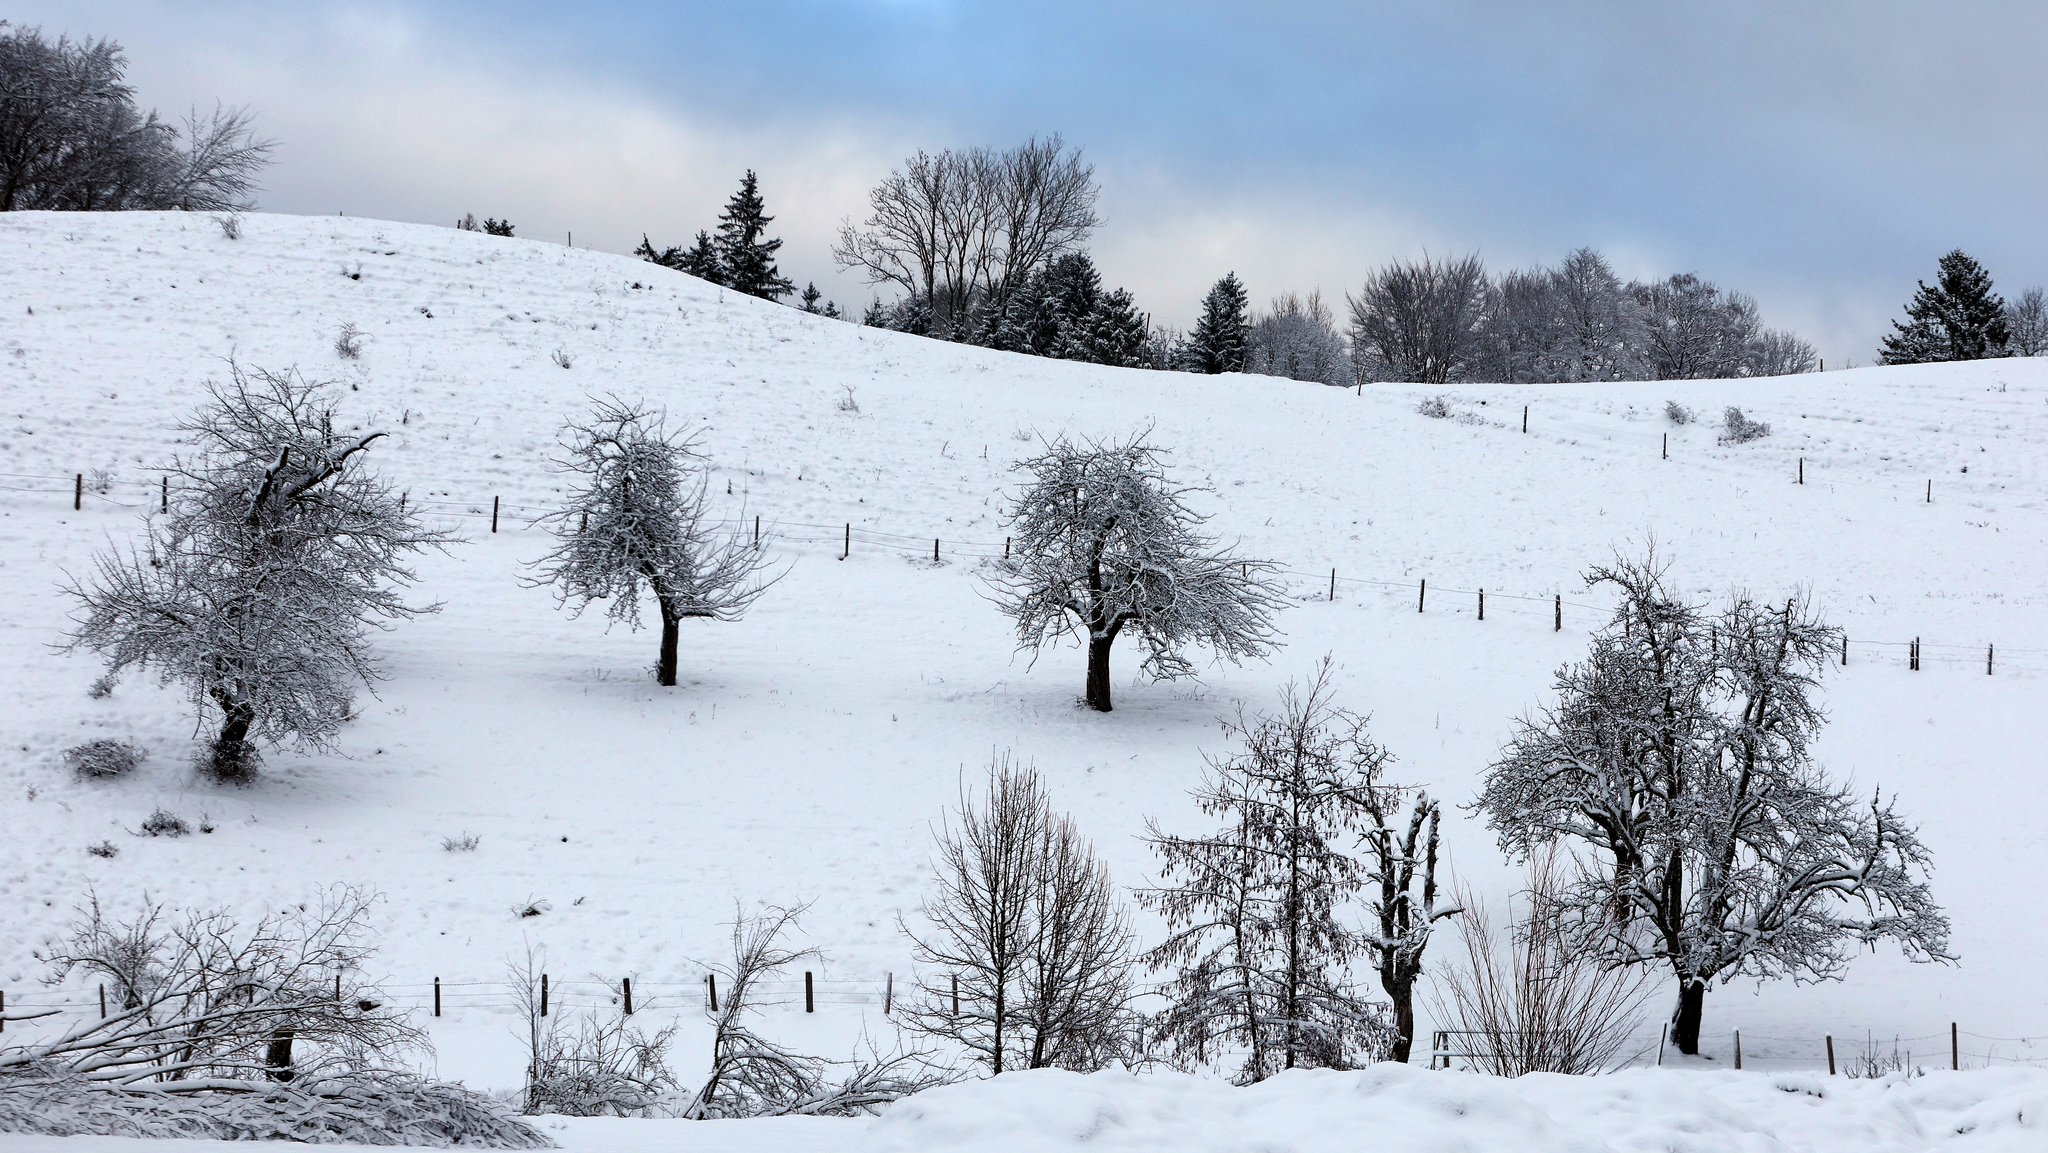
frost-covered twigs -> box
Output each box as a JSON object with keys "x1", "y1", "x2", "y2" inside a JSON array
[
  {"x1": 991, "y1": 431, "x2": 1285, "y2": 712},
  {"x1": 528, "y1": 398, "x2": 779, "y2": 686},
  {"x1": 508, "y1": 947, "x2": 676, "y2": 1118},
  {"x1": 11, "y1": 886, "x2": 421, "y2": 1088},
  {"x1": 685, "y1": 904, "x2": 945, "y2": 1118},
  {"x1": 901, "y1": 755, "x2": 1140, "y2": 1075},
  {"x1": 62, "y1": 364, "x2": 451, "y2": 781}
]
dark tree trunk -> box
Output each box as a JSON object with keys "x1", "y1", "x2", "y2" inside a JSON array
[
  {"x1": 209, "y1": 695, "x2": 258, "y2": 782},
  {"x1": 1671, "y1": 979, "x2": 1707, "y2": 1056},
  {"x1": 1389, "y1": 983, "x2": 1416, "y2": 1064},
  {"x1": 265, "y1": 1028, "x2": 295, "y2": 1082},
  {"x1": 1084, "y1": 633, "x2": 1115, "y2": 712},
  {"x1": 657, "y1": 607, "x2": 680, "y2": 687}
]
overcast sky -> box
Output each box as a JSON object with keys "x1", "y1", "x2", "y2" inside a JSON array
[{"x1": 15, "y1": 1, "x2": 2048, "y2": 365}]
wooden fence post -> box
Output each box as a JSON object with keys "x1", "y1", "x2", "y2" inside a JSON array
[
  {"x1": 1798, "y1": 457, "x2": 1804, "y2": 485},
  {"x1": 622, "y1": 977, "x2": 633, "y2": 1016},
  {"x1": 1987, "y1": 644, "x2": 1994, "y2": 675},
  {"x1": 1952, "y1": 1022, "x2": 1959, "y2": 1070},
  {"x1": 1418, "y1": 579, "x2": 1426, "y2": 613},
  {"x1": 99, "y1": 985, "x2": 106, "y2": 1017},
  {"x1": 1657, "y1": 1022, "x2": 1667, "y2": 1066},
  {"x1": 540, "y1": 973, "x2": 549, "y2": 1017},
  {"x1": 1662, "y1": 432, "x2": 1668, "y2": 461},
  {"x1": 707, "y1": 973, "x2": 719, "y2": 1013},
  {"x1": 1329, "y1": 569, "x2": 1336, "y2": 601},
  {"x1": 884, "y1": 972, "x2": 893, "y2": 1015},
  {"x1": 1826, "y1": 1034, "x2": 1835, "y2": 1075},
  {"x1": 1733, "y1": 1028, "x2": 1742, "y2": 1070},
  {"x1": 1841, "y1": 635, "x2": 1848, "y2": 666},
  {"x1": 1522, "y1": 405, "x2": 1528, "y2": 433},
  {"x1": 1478, "y1": 589, "x2": 1485, "y2": 621},
  {"x1": 75, "y1": 473, "x2": 83, "y2": 511},
  {"x1": 1926, "y1": 479, "x2": 1932, "y2": 503},
  {"x1": 805, "y1": 971, "x2": 814, "y2": 1013},
  {"x1": 1554, "y1": 594, "x2": 1562, "y2": 632},
  {"x1": 933, "y1": 538, "x2": 939, "y2": 563},
  {"x1": 490, "y1": 496, "x2": 500, "y2": 533},
  {"x1": 160, "y1": 475, "x2": 168, "y2": 513},
  {"x1": 840, "y1": 524, "x2": 850, "y2": 560},
  {"x1": 433, "y1": 977, "x2": 441, "y2": 1018},
  {"x1": 754, "y1": 515, "x2": 761, "y2": 546}
]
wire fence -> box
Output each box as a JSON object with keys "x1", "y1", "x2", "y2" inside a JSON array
[
  {"x1": 6, "y1": 467, "x2": 2035, "y2": 675},
  {"x1": 1427, "y1": 1024, "x2": 2048, "y2": 1074}
]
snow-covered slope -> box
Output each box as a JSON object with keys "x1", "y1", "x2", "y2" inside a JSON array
[{"x1": 2, "y1": 212, "x2": 2046, "y2": 1105}]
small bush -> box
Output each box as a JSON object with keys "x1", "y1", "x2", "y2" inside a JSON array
[
  {"x1": 836, "y1": 386, "x2": 860, "y2": 414},
  {"x1": 1664, "y1": 400, "x2": 1694, "y2": 425},
  {"x1": 484, "y1": 218, "x2": 515, "y2": 238},
  {"x1": 215, "y1": 214, "x2": 241, "y2": 240},
  {"x1": 1416, "y1": 394, "x2": 1452, "y2": 419},
  {"x1": 444, "y1": 832, "x2": 481, "y2": 853},
  {"x1": 86, "y1": 840, "x2": 118, "y2": 859},
  {"x1": 551, "y1": 348, "x2": 573, "y2": 370},
  {"x1": 65, "y1": 739, "x2": 145, "y2": 781},
  {"x1": 1718, "y1": 406, "x2": 1771, "y2": 444},
  {"x1": 139, "y1": 808, "x2": 191, "y2": 838},
  {"x1": 513, "y1": 897, "x2": 551, "y2": 919},
  {"x1": 335, "y1": 322, "x2": 365, "y2": 360}
]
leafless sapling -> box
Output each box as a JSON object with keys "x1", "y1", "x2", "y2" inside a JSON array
[
  {"x1": 991, "y1": 432, "x2": 1285, "y2": 712},
  {"x1": 1140, "y1": 667, "x2": 1394, "y2": 1083},
  {"x1": 1358, "y1": 784, "x2": 1460, "y2": 1064},
  {"x1": 901, "y1": 755, "x2": 1139, "y2": 1075},
  {"x1": 64, "y1": 364, "x2": 449, "y2": 781},
  {"x1": 529, "y1": 398, "x2": 777, "y2": 687},
  {"x1": 1475, "y1": 549, "x2": 1952, "y2": 1056}
]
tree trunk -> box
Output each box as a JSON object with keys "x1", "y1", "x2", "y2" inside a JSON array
[
  {"x1": 1084, "y1": 634, "x2": 1115, "y2": 712},
  {"x1": 209, "y1": 696, "x2": 258, "y2": 782},
  {"x1": 265, "y1": 1028, "x2": 295, "y2": 1082},
  {"x1": 1671, "y1": 979, "x2": 1708, "y2": 1056},
  {"x1": 657, "y1": 607, "x2": 680, "y2": 687},
  {"x1": 1389, "y1": 983, "x2": 1416, "y2": 1064}
]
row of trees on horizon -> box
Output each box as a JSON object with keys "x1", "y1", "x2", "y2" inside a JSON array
[{"x1": 7, "y1": 22, "x2": 2046, "y2": 379}]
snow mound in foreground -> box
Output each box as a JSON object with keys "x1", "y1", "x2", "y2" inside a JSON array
[{"x1": 863, "y1": 1064, "x2": 2048, "y2": 1153}]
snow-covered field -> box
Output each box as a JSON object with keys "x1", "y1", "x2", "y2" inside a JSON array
[{"x1": 3, "y1": 212, "x2": 2047, "y2": 1146}]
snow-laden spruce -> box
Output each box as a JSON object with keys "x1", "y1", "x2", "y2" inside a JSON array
[
  {"x1": 64, "y1": 365, "x2": 448, "y2": 781},
  {"x1": 529, "y1": 397, "x2": 777, "y2": 687},
  {"x1": 990, "y1": 432, "x2": 1284, "y2": 712},
  {"x1": 1475, "y1": 549, "x2": 1952, "y2": 1056}
]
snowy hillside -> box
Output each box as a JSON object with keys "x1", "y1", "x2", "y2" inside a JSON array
[{"x1": 3, "y1": 212, "x2": 2047, "y2": 1136}]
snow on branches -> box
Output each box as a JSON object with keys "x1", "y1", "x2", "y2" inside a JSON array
[
  {"x1": 64, "y1": 364, "x2": 448, "y2": 781},
  {"x1": 991, "y1": 432, "x2": 1285, "y2": 712},
  {"x1": 529, "y1": 398, "x2": 777, "y2": 686},
  {"x1": 1475, "y1": 548, "x2": 1952, "y2": 1055}
]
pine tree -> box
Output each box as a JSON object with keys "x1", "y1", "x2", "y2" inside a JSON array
[
  {"x1": 1880, "y1": 250, "x2": 2010, "y2": 364},
  {"x1": 1081, "y1": 288, "x2": 1149, "y2": 368},
  {"x1": 635, "y1": 235, "x2": 685, "y2": 270},
  {"x1": 799, "y1": 283, "x2": 824, "y2": 314},
  {"x1": 1039, "y1": 254, "x2": 1103, "y2": 360},
  {"x1": 1186, "y1": 273, "x2": 1250, "y2": 373},
  {"x1": 680, "y1": 230, "x2": 725, "y2": 286},
  {"x1": 714, "y1": 170, "x2": 794, "y2": 301}
]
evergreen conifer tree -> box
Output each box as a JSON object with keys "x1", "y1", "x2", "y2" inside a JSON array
[
  {"x1": 1880, "y1": 250, "x2": 2010, "y2": 364},
  {"x1": 679, "y1": 230, "x2": 725, "y2": 285},
  {"x1": 635, "y1": 234, "x2": 685, "y2": 270},
  {"x1": 799, "y1": 283, "x2": 824, "y2": 314},
  {"x1": 1186, "y1": 273, "x2": 1250, "y2": 373},
  {"x1": 715, "y1": 170, "x2": 795, "y2": 301},
  {"x1": 1083, "y1": 288, "x2": 1149, "y2": 368}
]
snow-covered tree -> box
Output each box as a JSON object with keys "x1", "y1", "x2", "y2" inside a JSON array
[
  {"x1": 1358, "y1": 786, "x2": 1458, "y2": 1064},
  {"x1": 1184, "y1": 273, "x2": 1251, "y2": 374},
  {"x1": 714, "y1": 170, "x2": 794, "y2": 301},
  {"x1": 529, "y1": 398, "x2": 776, "y2": 687},
  {"x1": 990, "y1": 433, "x2": 1284, "y2": 712},
  {"x1": 65, "y1": 365, "x2": 446, "y2": 781},
  {"x1": 1546, "y1": 247, "x2": 1642, "y2": 381},
  {"x1": 1247, "y1": 291, "x2": 1351, "y2": 387},
  {"x1": 1141, "y1": 668, "x2": 1395, "y2": 1082},
  {"x1": 1473, "y1": 267, "x2": 1558, "y2": 383},
  {"x1": 1346, "y1": 254, "x2": 1487, "y2": 383},
  {"x1": 1475, "y1": 550, "x2": 1952, "y2": 1056},
  {"x1": 0, "y1": 25, "x2": 273, "y2": 212},
  {"x1": 1631, "y1": 273, "x2": 1760, "y2": 380},
  {"x1": 1880, "y1": 250, "x2": 2010, "y2": 364},
  {"x1": 902, "y1": 755, "x2": 1138, "y2": 1074}
]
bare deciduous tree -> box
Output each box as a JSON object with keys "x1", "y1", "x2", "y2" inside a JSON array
[
  {"x1": 1358, "y1": 788, "x2": 1460, "y2": 1064},
  {"x1": 834, "y1": 136, "x2": 1098, "y2": 336},
  {"x1": 687, "y1": 904, "x2": 944, "y2": 1118},
  {"x1": 1247, "y1": 290, "x2": 1351, "y2": 387},
  {"x1": 530, "y1": 398, "x2": 777, "y2": 687},
  {"x1": 1141, "y1": 666, "x2": 1395, "y2": 1083},
  {"x1": 0, "y1": 26, "x2": 273, "y2": 212},
  {"x1": 65, "y1": 365, "x2": 448, "y2": 781},
  {"x1": 902, "y1": 755, "x2": 1139, "y2": 1075},
  {"x1": 1427, "y1": 852, "x2": 1650, "y2": 1076},
  {"x1": 1475, "y1": 549, "x2": 1952, "y2": 1056},
  {"x1": 991, "y1": 432, "x2": 1285, "y2": 712},
  {"x1": 2005, "y1": 286, "x2": 2048, "y2": 356},
  {"x1": 1346, "y1": 253, "x2": 1488, "y2": 383}
]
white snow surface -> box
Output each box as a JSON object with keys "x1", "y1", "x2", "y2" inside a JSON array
[{"x1": 3, "y1": 212, "x2": 2048, "y2": 1141}]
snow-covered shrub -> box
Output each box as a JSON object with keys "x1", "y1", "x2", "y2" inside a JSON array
[
  {"x1": 335, "y1": 323, "x2": 364, "y2": 360},
  {"x1": 138, "y1": 807, "x2": 189, "y2": 837},
  {"x1": 443, "y1": 832, "x2": 480, "y2": 852},
  {"x1": 215, "y1": 213, "x2": 242, "y2": 240},
  {"x1": 835, "y1": 385, "x2": 860, "y2": 414},
  {"x1": 86, "y1": 840, "x2": 118, "y2": 859},
  {"x1": 87, "y1": 672, "x2": 117, "y2": 699},
  {"x1": 1415, "y1": 394, "x2": 1453, "y2": 419},
  {"x1": 64, "y1": 738, "x2": 144, "y2": 781},
  {"x1": 1664, "y1": 400, "x2": 1694, "y2": 425},
  {"x1": 1718, "y1": 405, "x2": 1770, "y2": 443},
  {"x1": 0, "y1": 1070, "x2": 549, "y2": 1148},
  {"x1": 550, "y1": 348, "x2": 573, "y2": 369},
  {"x1": 1842, "y1": 1037, "x2": 1923, "y2": 1079}
]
